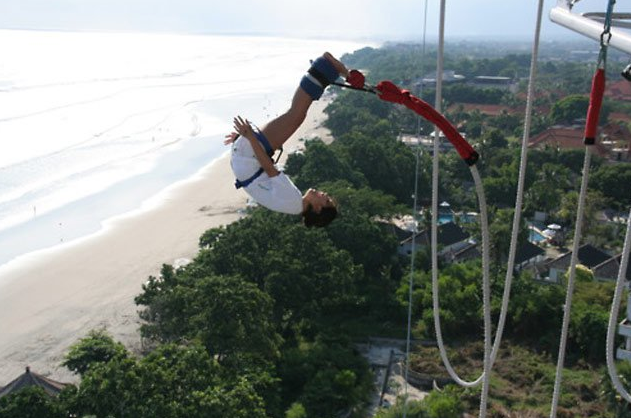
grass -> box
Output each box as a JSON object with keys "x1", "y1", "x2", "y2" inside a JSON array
[{"x1": 409, "y1": 340, "x2": 613, "y2": 417}]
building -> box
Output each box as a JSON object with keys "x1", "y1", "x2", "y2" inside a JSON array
[
  {"x1": 606, "y1": 79, "x2": 631, "y2": 101},
  {"x1": 468, "y1": 76, "x2": 517, "y2": 92},
  {"x1": 399, "y1": 222, "x2": 472, "y2": 259},
  {"x1": 447, "y1": 103, "x2": 520, "y2": 117},
  {"x1": 600, "y1": 123, "x2": 631, "y2": 162},
  {"x1": 528, "y1": 127, "x2": 610, "y2": 158},
  {"x1": 0, "y1": 367, "x2": 69, "y2": 398},
  {"x1": 593, "y1": 252, "x2": 631, "y2": 282},
  {"x1": 398, "y1": 132, "x2": 465, "y2": 155},
  {"x1": 546, "y1": 244, "x2": 611, "y2": 283},
  {"x1": 420, "y1": 70, "x2": 465, "y2": 86},
  {"x1": 448, "y1": 241, "x2": 480, "y2": 263},
  {"x1": 528, "y1": 124, "x2": 631, "y2": 162},
  {"x1": 515, "y1": 241, "x2": 546, "y2": 272}
]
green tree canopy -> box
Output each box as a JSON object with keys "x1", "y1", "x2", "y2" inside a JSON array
[
  {"x1": 0, "y1": 386, "x2": 65, "y2": 418},
  {"x1": 590, "y1": 163, "x2": 631, "y2": 209},
  {"x1": 64, "y1": 340, "x2": 270, "y2": 418},
  {"x1": 285, "y1": 139, "x2": 365, "y2": 191},
  {"x1": 136, "y1": 271, "x2": 282, "y2": 365},
  {"x1": 63, "y1": 329, "x2": 128, "y2": 376},
  {"x1": 549, "y1": 94, "x2": 610, "y2": 125},
  {"x1": 158, "y1": 212, "x2": 362, "y2": 336}
]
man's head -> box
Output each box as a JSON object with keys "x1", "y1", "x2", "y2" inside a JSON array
[{"x1": 302, "y1": 188, "x2": 338, "y2": 227}]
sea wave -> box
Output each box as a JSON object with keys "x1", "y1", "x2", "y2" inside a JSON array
[{"x1": 0, "y1": 29, "x2": 364, "y2": 266}]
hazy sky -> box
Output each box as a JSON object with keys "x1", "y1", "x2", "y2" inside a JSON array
[{"x1": 0, "y1": 0, "x2": 619, "y2": 42}]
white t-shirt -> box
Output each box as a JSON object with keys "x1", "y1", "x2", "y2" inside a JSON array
[{"x1": 230, "y1": 136, "x2": 303, "y2": 215}]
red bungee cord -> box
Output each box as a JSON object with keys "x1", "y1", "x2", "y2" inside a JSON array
[{"x1": 375, "y1": 80, "x2": 479, "y2": 166}]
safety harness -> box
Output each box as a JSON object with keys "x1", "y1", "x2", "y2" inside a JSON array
[{"x1": 234, "y1": 130, "x2": 282, "y2": 189}]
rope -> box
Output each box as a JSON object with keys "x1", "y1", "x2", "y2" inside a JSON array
[
  {"x1": 331, "y1": 5, "x2": 544, "y2": 415},
  {"x1": 330, "y1": 80, "x2": 376, "y2": 94},
  {"x1": 431, "y1": 3, "x2": 545, "y2": 417},
  {"x1": 606, "y1": 208, "x2": 631, "y2": 403},
  {"x1": 550, "y1": 2, "x2": 613, "y2": 415},
  {"x1": 549, "y1": 147, "x2": 593, "y2": 417},
  {"x1": 430, "y1": 2, "x2": 493, "y2": 418},
  {"x1": 474, "y1": 166, "x2": 492, "y2": 417},
  {"x1": 486, "y1": 0, "x2": 545, "y2": 372},
  {"x1": 599, "y1": 0, "x2": 617, "y2": 58},
  {"x1": 402, "y1": 2, "x2": 429, "y2": 417}
]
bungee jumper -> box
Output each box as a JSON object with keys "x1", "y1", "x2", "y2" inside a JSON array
[
  {"x1": 226, "y1": 52, "x2": 478, "y2": 227},
  {"x1": 225, "y1": 52, "x2": 365, "y2": 227}
]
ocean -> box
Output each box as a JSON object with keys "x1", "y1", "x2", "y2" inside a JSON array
[{"x1": 0, "y1": 29, "x2": 363, "y2": 268}]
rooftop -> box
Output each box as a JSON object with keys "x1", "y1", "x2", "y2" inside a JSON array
[
  {"x1": 548, "y1": 244, "x2": 611, "y2": 270},
  {"x1": 0, "y1": 367, "x2": 69, "y2": 398},
  {"x1": 401, "y1": 222, "x2": 470, "y2": 248},
  {"x1": 528, "y1": 127, "x2": 610, "y2": 157}
]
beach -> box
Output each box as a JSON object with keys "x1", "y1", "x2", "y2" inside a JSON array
[{"x1": 0, "y1": 96, "x2": 334, "y2": 384}]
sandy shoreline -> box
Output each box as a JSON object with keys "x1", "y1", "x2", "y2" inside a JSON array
[{"x1": 0, "y1": 97, "x2": 333, "y2": 384}]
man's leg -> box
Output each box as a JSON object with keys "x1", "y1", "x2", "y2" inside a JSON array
[
  {"x1": 261, "y1": 53, "x2": 348, "y2": 150},
  {"x1": 261, "y1": 87, "x2": 312, "y2": 150}
]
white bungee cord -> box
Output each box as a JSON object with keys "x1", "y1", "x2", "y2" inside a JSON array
[{"x1": 429, "y1": 1, "x2": 544, "y2": 417}]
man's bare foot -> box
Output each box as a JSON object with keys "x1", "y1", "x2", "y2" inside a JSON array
[{"x1": 323, "y1": 52, "x2": 349, "y2": 79}]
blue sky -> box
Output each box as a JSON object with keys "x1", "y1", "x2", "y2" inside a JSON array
[{"x1": 0, "y1": 0, "x2": 618, "y2": 42}]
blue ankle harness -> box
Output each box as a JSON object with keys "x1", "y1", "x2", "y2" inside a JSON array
[
  {"x1": 234, "y1": 130, "x2": 281, "y2": 189},
  {"x1": 300, "y1": 56, "x2": 340, "y2": 100}
]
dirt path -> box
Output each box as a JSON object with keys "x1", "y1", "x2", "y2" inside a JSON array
[{"x1": 357, "y1": 338, "x2": 428, "y2": 415}]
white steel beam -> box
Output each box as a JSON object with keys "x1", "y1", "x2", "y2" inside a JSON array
[{"x1": 550, "y1": 5, "x2": 631, "y2": 55}]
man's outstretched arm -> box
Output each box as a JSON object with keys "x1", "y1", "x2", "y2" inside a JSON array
[{"x1": 233, "y1": 116, "x2": 280, "y2": 177}]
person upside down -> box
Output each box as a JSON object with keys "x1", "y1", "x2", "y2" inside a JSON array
[{"x1": 225, "y1": 52, "x2": 365, "y2": 227}]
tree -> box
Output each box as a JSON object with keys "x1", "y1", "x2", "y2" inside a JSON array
[
  {"x1": 277, "y1": 338, "x2": 372, "y2": 418},
  {"x1": 0, "y1": 386, "x2": 65, "y2": 418},
  {"x1": 375, "y1": 399, "x2": 425, "y2": 418},
  {"x1": 286, "y1": 139, "x2": 365, "y2": 191},
  {"x1": 569, "y1": 301, "x2": 609, "y2": 363},
  {"x1": 550, "y1": 94, "x2": 610, "y2": 125},
  {"x1": 172, "y1": 212, "x2": 362, "y2": 334},
  {"x1": 136, "y1": 273, "x2": 282, "y2": 365},
  {"x1": 524, "y1": 162, "x2": 572, "y2": 215},
  {"x1": 402, "y1": 261, "x2": 485, "y2": 339},
  {"x1": 318, "y1": 182, "x2": 403, "y2": 279},
  {"x1": 63, "y1": 329, "x2": 127, "y2": 376},
  {"x1": 64, "y1": 341, "x2": 270, "y2": 418},
  {"x1": 285, "y1": 402, "x2": 307, "y2": 418},
  {"x1": 590, "y1": 163, "x2": 631, "y2": 210},
  {"x1": 488, "y1": 207, "x2": 528, "y2": 268},
  {"x1": 504, "y1": 270, "x2": 564, "y2": 348},
  {"x1": 550, "y1": 94, "x2": 589, "y2": 124},
  {"x1": 483, "y1": 174, "x2": 516, "y2": 207},
  {"x1": 334, "y1": 131, "x2": 416, "y2": 204},
  {"x1": 565, "y1": 264, "x2": 595, "y2": 283},
  {"x1": 422, "y1": 386, "x2": 464, "y2": 418},
  {"x1": 556, "y1": 190, "x2": 608, "y2": 240}
]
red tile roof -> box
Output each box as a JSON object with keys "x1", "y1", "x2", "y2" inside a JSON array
[
  {"x1": 447, "y1": 103, "x2": 520, "y2": 117},
  {"x1": 606, "y1": 79, "x2": 631, "y2": 101},
  {"x1": 528, "y1": 127, "x2": 609, "y2": 157},
  {"x1": 609, "y1": 112, "x2": 631, "y2": 123}
]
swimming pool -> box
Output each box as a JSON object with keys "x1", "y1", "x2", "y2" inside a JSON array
[
  {"x1": 529, "y1": 227, "x2": 547, "y2": 243},
  {"x1": 438, "y1": 212, "x2": 477, "y2": 225}
]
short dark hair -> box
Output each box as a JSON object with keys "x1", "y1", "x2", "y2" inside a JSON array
[{"x1": 302, "y1": 203, "x2": 338, "y2": 228}]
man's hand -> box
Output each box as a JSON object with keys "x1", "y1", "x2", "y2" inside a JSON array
[
  {"x1": 224, "y1": 132, "x2": 239, "y2": 145},
  {"x1": 233, "y1": 116, "x2": 256, "y2": 141},
  {"x1": 231, "y1": 116, "x2": 279, "y2": 178}
]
